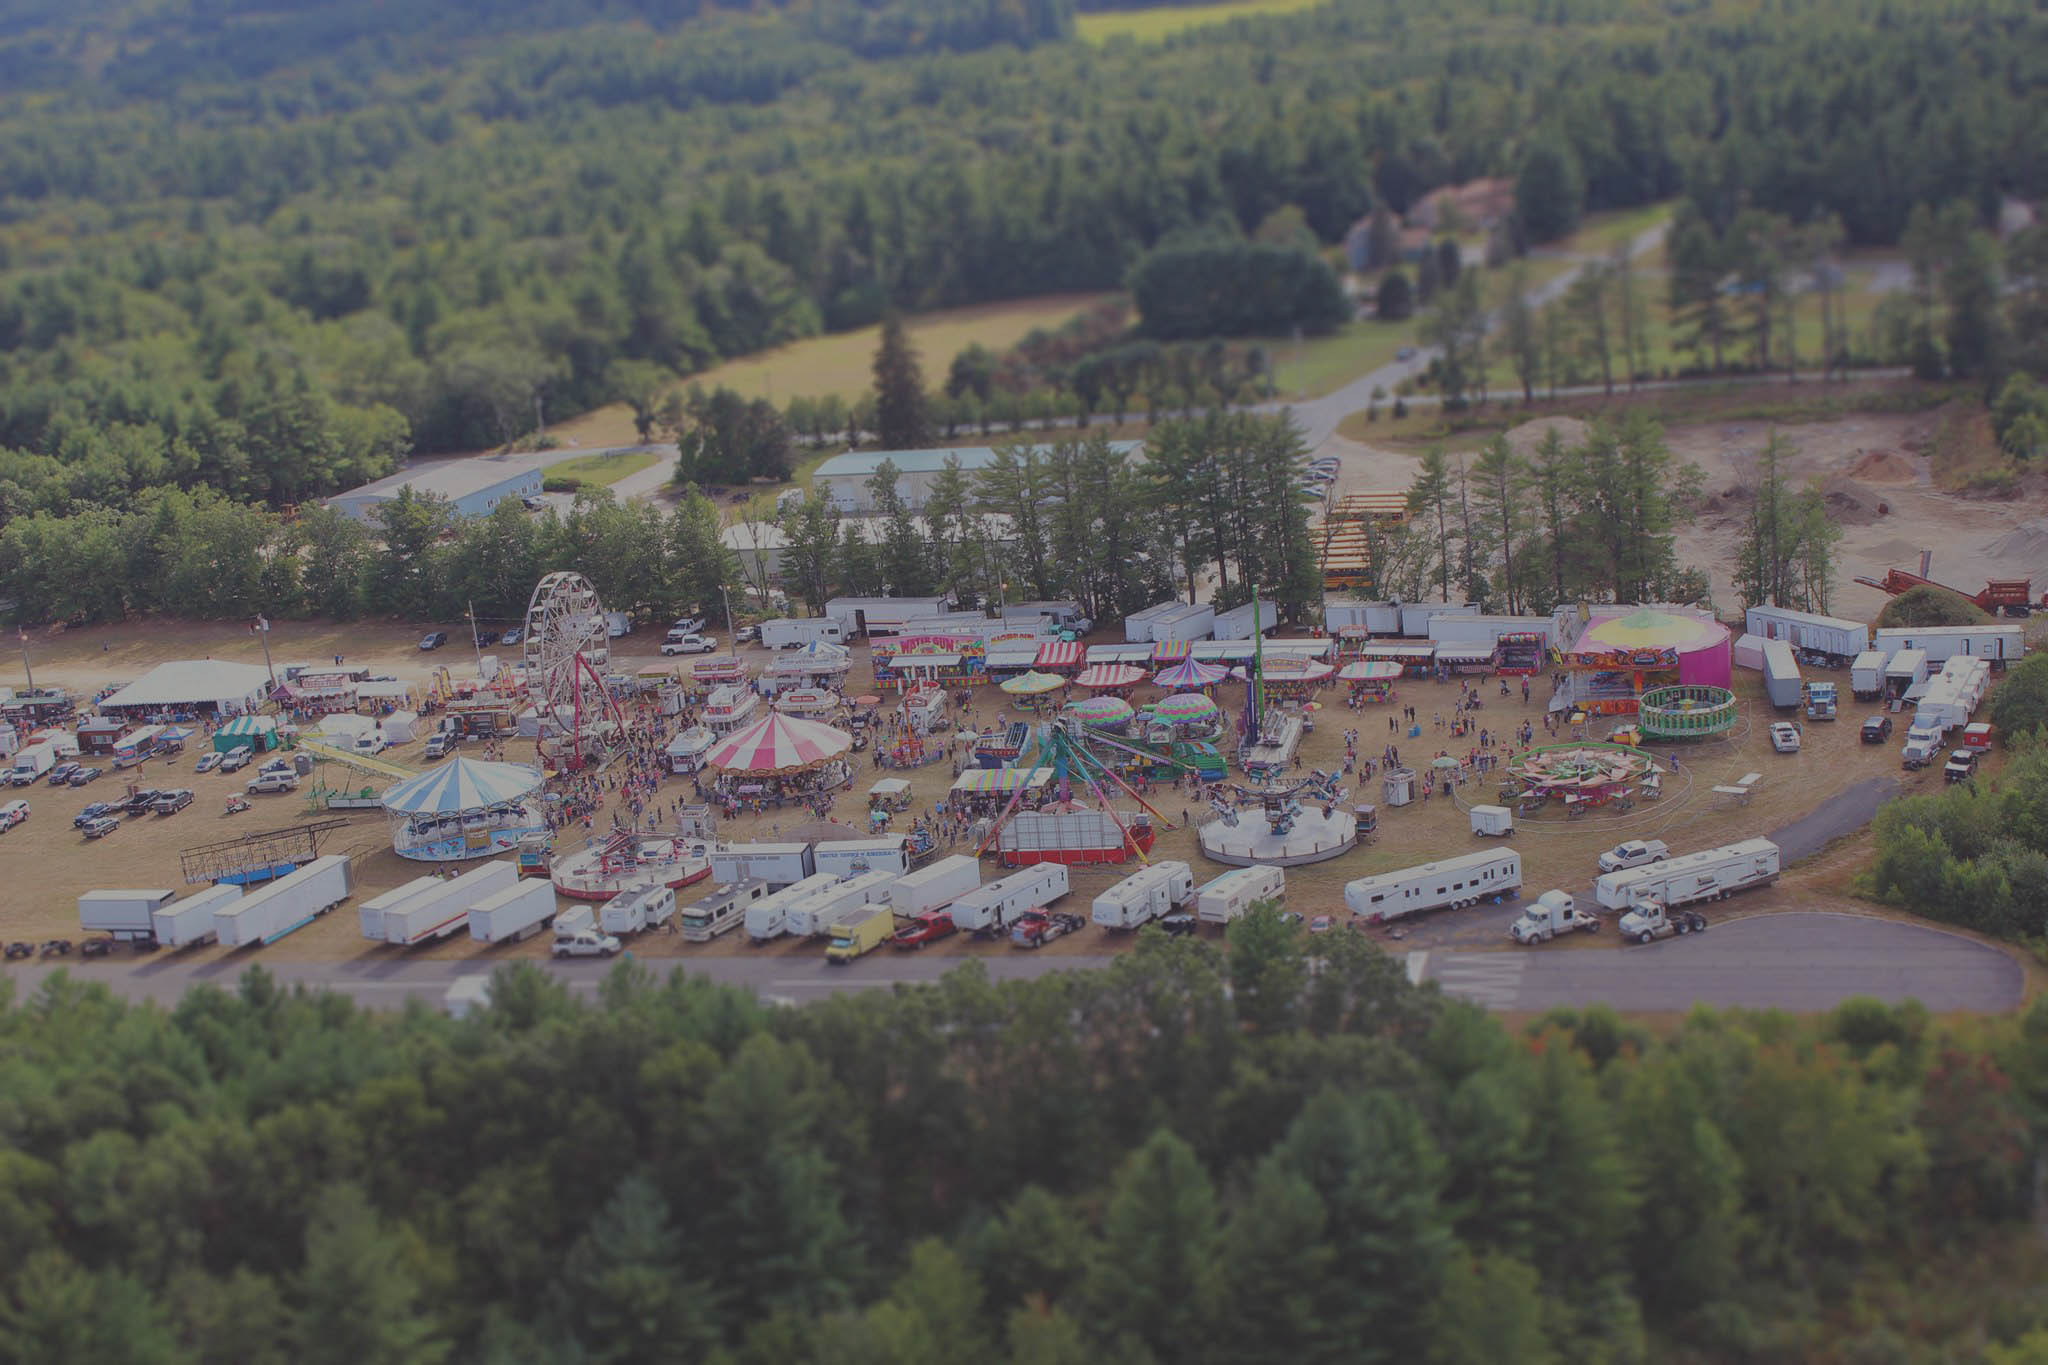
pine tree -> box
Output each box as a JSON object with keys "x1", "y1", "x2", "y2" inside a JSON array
[
  {"x1": 873, "y1": 312, "x2": 931, "y2": 449},
  {"x1": 1087, "y1": 1131, "x2": 1220, "y2": 1362},
  {"x1": 556, "y1": 1175, "x2": 720, "y2": 1363},
  {"x1": 1407, "y1": 447, "x2": 1456, "y2": 603},
  {"x1": 295, "y1": 1184, "x2": 449, "y2": 1365}
]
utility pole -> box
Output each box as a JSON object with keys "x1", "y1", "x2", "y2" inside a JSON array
[
  {"x1": 467, "y1": 600, "x2": 486, "y2": 678},
  {"x1": 721, "y1": 583, "x2": 736, "y2": 657},
  {"x1": 253, "y1": 615, "x2": 276, "y2": 691},
  {"x1": 17, "y1": 629, "x2": 32, "y2": 693}
]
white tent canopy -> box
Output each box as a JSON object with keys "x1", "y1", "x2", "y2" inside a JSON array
[{"x1": 99, "y1": 660, "x2": 272, "y2": 714}]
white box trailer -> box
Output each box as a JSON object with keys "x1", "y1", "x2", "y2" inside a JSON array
[
  {"x1": 357, "y1": 876, "x2": 442, "y2": 942},
  {"x1": 812, "y1": 836, "x2": 910, "y2": 879},
  {"x1": 1593, "y1": 838, "x2": 1780, "y2": 912},
  {"x1": 79, "y1": 889, "x2": 178, "y2": 942},
  {"x1": 1196, "y1": 864, "x2": 1286, "y2": 924},
  {"x1": 786, "y1": 870, "x2": 896, "y2": 939},
  {"x1": 1850, "y1": 649, "x2": 1891, "y2": 699},
  {"x1": 776, "y1": 873, "x2": 861, "y2": 938},
  {"x1": 1400, "y1": 602, "x2": 1476, "y2": 637},
  {"x1": 1743, "y1": 605, "x2": 1869, "y2": 664},
  {"x1": 1343, "y1": 849, "x2": 1521, "y2": 921},
  {"x1": 467, "y1": 880, "x2": 558, "y2": 944},
  {"x1": 1874, "y1": 624, "x2": 2025, "y2": 665},
  {"x1": 601, "y1": 884, "x2": 677, "y2": 936},
  {"x1": 6, "y1": 741, "x2": 56, "y2": 784},
  {"x1": 951, "y1": 864, "x2": 1069, "y2": 934},
  {"x1": 1323, "y1": 601, "x2": 1404, "y2": 635},
  {"x1": 1427, "y1": 615, "x2": 1555, "y2": 650},
  {"x1": 1092, "y1": 860, "x2": 1195, "y2": 929},
  {"x1": 1885, "y1": 648, "x2": 1929, "y2": 696},
  {"x1": 215, "y1": 854, "x2": 353, "y2": 947},
  {"x1": 680, "y1": 878, "x2": 768, "y2": 942},
  {"x1": 1152, "y1": 602, "x2": 1217, "y2": 644},
  {"x1": 1212, "y1": 600, "x2": 1276, "y2": 640},
  {"x1": 1733, "y1": 633, "x2": 1767, "y2": 672},
  {"x1": 825, "y1": 595, "x2": 952, "y2": 637},
  {"x1": 1124, "y1": 600, "x2": 1182, "y2": 643},
  {"x1": 387, "y1": 862, "x2": 517, "y2": 947},
  {"x1": 743, "y1": 873, "x2": 842, "y2": 943},
  {"x1": 1761, "y1": 639, "x2": 1803, "y2": 708},
  {"x1": 710, "y1": 842, "x2": 815, "y2": 888},
  {"x1": 759, "y1": 617, "x2": 845, "y2": 649},
  {"x1": 444, "y1": 975, "x2": 492, "y2": 1019},
  {"x1": 889, "y1": 854, "x2": 981, "y2": 917},
  {"x1": 152, "y1": 884, "x2": 241, "y2": 949}
]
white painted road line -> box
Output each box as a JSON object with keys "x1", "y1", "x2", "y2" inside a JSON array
[
  {"x1": 1405, "y1": 951, "x2": 1429, "y2": 987},
  {"x1": 1430, "y1": 954, "x2": 1527, "y2": 1010}
]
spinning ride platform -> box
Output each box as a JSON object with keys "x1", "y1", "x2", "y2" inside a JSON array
[
  {"x1": 1199, "y1": 807, "x2": 1357, "y2": 867},
  {"x1": 1637, "y1": 685, "x2": 1738, "y2": 739},
  {"x1": 552, "y1": 828, "x2": 713, "y2": 901}
]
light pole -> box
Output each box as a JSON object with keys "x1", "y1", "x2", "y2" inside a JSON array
[
  {"x1": 721, "y1": 583, "x2": 736, "y2": 656},
  {"x1": 467, "y1": 600, "x2": 487, "y2": 679},
  {"x1": 17, "y1": 629, "x2": 32, "y2": 693},
  {"x1": 253, "y1": 615, "x2": 276, "y2": 691}
]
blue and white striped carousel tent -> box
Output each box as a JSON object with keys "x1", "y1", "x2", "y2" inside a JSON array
[{"x1": 379, "y1": 757, "x2": 544, "y2": 813}]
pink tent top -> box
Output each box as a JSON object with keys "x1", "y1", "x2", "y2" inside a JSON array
[
  {"x1": 1154, "y1": 656, "x2": 1228, "y2": 688},
  {"x1": 703, "y1": 711, "x2": 853, "y2": 775},
  {"x1": 1075, "y1": 664, "x2": 1148, "y2": 689},
  {"x1": 1035, "y1": 641, "x2": 1083, "y2": 670}
]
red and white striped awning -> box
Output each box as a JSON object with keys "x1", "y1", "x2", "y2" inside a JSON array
[
  {"x1": 703, "y1": 712, "x2": 853, "y2": 776},
  {"x1": 1035, "y1": 641, "x2": 1083, "y2": 670},
  {"x1": 1075, "y1": 663, "x2": 1148, "y2": 689}
]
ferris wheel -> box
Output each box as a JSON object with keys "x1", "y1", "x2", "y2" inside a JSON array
[{"x1": 522, "y1": 571, "x2": 627, "y2": 771}]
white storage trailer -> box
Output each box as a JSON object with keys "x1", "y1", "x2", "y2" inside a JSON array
[
  {"x1": 467, "y1": 880, "x2": 558, "y2": 944},
  {"x1": 710, "y1": 842, "x2": 815, "y2": 888},
  {"x1": 950, "y1": 864, "x2": 1069, "y2": 934},
  {"x1": 151, "y1": 884, "x2": 241, "y2": 949},
  {"x1": 1885, "y1": 649, "x2": 1929, "y2": 696},
  {"x1": 387, "y1": 862, "x2": 517, "y2": 946},
  {"x1": 775, "y1": 873, "x2": 863, "y2": 938},
  {"x1": 1761, "y1": 639, "x2": 1803, "y2": 708},
  {"x1": 1743, "y1": 605, "x2": 1869, "y2": 664},
  {"x1": 1212, "y1": 600, "x2": 1277, "y2": 640},
  {"x1": 1124, "y1": 600, "x2": 1182, "y2": 644},
  {"x1": 1092, "y1": 860, "x2": 1195, "y2": 929},
  {"x1": 888, "y1": 854, "x2": 981, "y2": 916},
  {"x1": 214, "y1": 855, "x2": 353, "y2": 947},
  {"x1": 357, "y1": 876, "x2": 442, "y2": 942},
  {"x1": 786, "y1": 870, "x2": 896, "y2": 939},
  {"x1": 1323, "y1": 601, "x2": 1403, "y2": 635},
  {"x1": 1874, "y1": 625, "x2": 2025, "y2": 665},
  {"x1": 1850, "y1": 649, "x2": 1891, "y2": 699},
  {"x1": 600, "y1": 884, "x2": 677, "y2": 936},
  {"x1": 1343, "y1": 849, "x2": 1522, "y2": 921},
  {"x1": 812, "y1": 836, "x2": 910, "y2": 879},
  {"x1": 79, "y1": 889, "x2": 178, "y2": 942},
  {"x1": 1593, "y1": 838, "x2": 1780, "y2": 912},
  {"x1": 758, "y1": 617, "x2": 845, "y2": 649},
  {"x1": 1196, "y1": 864, "x2": 1286, "y2": 924},
  {"x1": 680, "y1": 878, "x2": 768, "y2": 942},
  {"x1": 743, "y1": 873, "x2": 842, "y2": 943},
  {"x1": 825, "y1": 595, "x2": 953, "y2": 637},
  {"x1": 1151, "y1": 602, "x2": 1217, "y2": 644},
  {"x1": 1399, "y1": 602, "x2": 1476, "y2": 637}
]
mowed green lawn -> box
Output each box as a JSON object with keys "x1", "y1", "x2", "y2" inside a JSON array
[
  {"x1": 1267, "y1": 319, "x2": 1411, "y2": 399},
  {"x1": 545, "y1": 450, "x2": 658, "y2": 485},
  {"x1": 1077, "y1": 0, "x2": 1329, "y2": 43}
]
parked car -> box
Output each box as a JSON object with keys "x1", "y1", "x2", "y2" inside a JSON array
[
  {"x1": 1158, "y1": 913, "x2": 1198, "y2": 938},
  {"x1": 1943, "y1": 748, "x2": 1979, "y2": 784},
  {"x1": 72, "y1": 802, "x2": 115, "y2": 828},
  {"x1": 218, "y1": 746, "x2": 252, "y2": 772},
  {"x1": 1308, "y1": 915, "x2": 1335, "y2": 935},
  {"x1": 1769, "y1": 721, "x2": 1802, "y2": 753},
  {"x1": 1860, "y1": 715, "x2": 1893, "y2": 744},
  {"x1": 46, "y1": 763, "x2": 80, "y2": 786},
  {"x1": 424, "y1": 732, "x2": 456, "y2": 760},
  {"x1": 892, "y1": 911, "x2": 958, "y2": 950},
  {"x1": 1397, "y1": 345, "x2": 1418, "y2": 361},
  {"x1": 194, "y1": 751, "x2": 222, "y2": 774},
  {"x1": 418, "y1": 631, "x2": 448, "y2": 651},
  {"x1": 474, "y1": 628, "x2": 500, "y2": 647},
  {"x1": 67, "y1": 765, "x2": 104, "y2": 786},
  {"x1": 81, "y1": 816, "x2": 120, "y2": 840},
  {"x1": 499, "y1": 625, "x2": 525, "y2": 646},
  {"x1": 521, "y1": 495, "x2": 546, "y2": 511},
  {"x1": 661, "y1": 633, "x2": 718, "y2": 656},
  {"x1": 1598, "y1": 839, "x2": 1670, "y2": 873},
  {"x1": 152, "y1": 789, "x2": 195, "y2": 815},
  {"x1": 671, "y1": 615, "x2": 708, "y2": 635},
  {"x1": 258, "y1": 757, "x2": 292, "y2": 776},
  {"x1": 117, "y1": 790, "x2": 163, "y2": 815},
  {"x1": 0, "y1": 799, "x2": 28, "y2": 830},
  {"x1": 246, "y1": 771, "x2": 299, "y2": 795},
  {"x1": 553, "y1": 929, "x2": 622, "y2": 958},
  {"x1": 734, "y1": 625, "x2": 760, "y2": 645}
]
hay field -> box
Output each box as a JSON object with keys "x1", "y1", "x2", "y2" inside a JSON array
[{"x1": 1077, "y1": 0, "x2": 1328, "y2": 43}]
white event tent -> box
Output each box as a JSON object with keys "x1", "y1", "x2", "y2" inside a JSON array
[{"x1": 98, "y1": 660, "x2": 273, "y2": 716}]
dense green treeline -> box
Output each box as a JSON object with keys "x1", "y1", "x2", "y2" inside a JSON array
[
  {"x1": 0, "y1": 0, "x2": 2042, "y2": 513},
  {"x1": 3, "y1": 925, "x2": 2047, "y2": 1362}
]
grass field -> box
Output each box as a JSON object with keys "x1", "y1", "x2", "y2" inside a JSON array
[
  {"x1": 1076, "y1": 0, "x2": 1328, "y2": 43},
  {"x1": 543, "y1": 450, "x2": 658, "y2": 486},
  {"x1": 1267, "y1": 319, "x2": 1411, "y2": 399},
  {"x1": 1539, "y1": 200, "x2": 1677, "y2": 260},
  {"x1": 547, "y1": 294, "x2": 1112, "y2": 451}
]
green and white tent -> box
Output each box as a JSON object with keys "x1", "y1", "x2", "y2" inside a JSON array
[{"x1": 213, "y1": 713, "x2": 280, "y2": 753}]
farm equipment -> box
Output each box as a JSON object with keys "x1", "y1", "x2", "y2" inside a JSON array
[{"x1": 1854, "y1": 553, "x2": 2038, "y2": 617}]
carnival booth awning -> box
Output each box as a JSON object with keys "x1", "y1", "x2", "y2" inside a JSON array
[
  {"x1": 1000, "y1": 670, "x2": 1066, "y2": 696},
  {"x1": 380, "y1": 757, "x2": 544, "y2": 814},
  {"x1": 950, "y1": 766, "x2": 1055, "y2": 794},
  {"x1": 1152, "y1": 640, "x2": 1192, "y2": 664},
  {"x1": 704, "y1": 711, "x2": 854, "y2": 776},
  {"x1": 212, "y1": 713, "x2": 279, "y2": 753},
  {"x1": 987, "y1": 647, "x2": 1042, "y2": 673},
  {"x1": 1154, "y1": 657, "x2": 1227, "y2": 689},
  {"x1": 1035, "y1": 641, "x2": 1083, "y2": 671},
  {"x1": 1338, "y1": 661, "x2": 1403, "y2": 681},
  {"x1": 1231, "y1": 659, "x2": 1333, "y2": 682},
  {"x1": 1063, "y1": 696, "x2": 1134, "y2": 727},
  {"x1": 1150, "y1": 693, "x2": 1221, "y2": 724},
  {"x1": 1086, "y1": 644, "x2": 1155, "y2": 666},
  {"x1": 1075, "y1": 664, "x2": 1147, "y2": 690}
]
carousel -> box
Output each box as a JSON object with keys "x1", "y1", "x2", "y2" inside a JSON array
[
  {"x1": 380, "y1": 757, "x2": 547, "y2": 863},
  {"x1": 998, "y1": 670, "x2": 1066, "y2": 711},
  {"x1": 1153, "y1": 656, "x2": 1228, "y2": 693},
  {"x1": 704, "y1": 710, "x2": 855, "y2": 807},
  {"x1": 552, "y1": 826, "x2": 713, "y2": 901}
]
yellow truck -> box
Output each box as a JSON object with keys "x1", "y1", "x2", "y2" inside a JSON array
[{"x1": 824, "y1": 907, "x2": 893, "y2": 964}]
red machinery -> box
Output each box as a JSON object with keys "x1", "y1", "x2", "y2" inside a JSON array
[{"x1": 1854, "y1": 553, "x2": 2037, "y2": 616}]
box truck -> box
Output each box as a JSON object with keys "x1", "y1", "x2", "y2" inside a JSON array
[
  {"x1": 888, "y1": 854, "x2": 981, "y2": 917},
  {"x1": 711, "y1": 842, "x2": 815, "y2": 888},
  {"x1": 1343, "y1": 849, "x2": 1521, "y2": 921},
  {"x1": 600, "y1": 884, "x2": 677, "y2": 936},
  {"x1": 1196, "y1": 864, "x2": 1287, "y2": 924},
  {"x1": 811, "y1": 836, "x2": 910, "y2": 879},
  {"x1": 776, "y1": 873, "x2": 862, "y2": 938},
  {"x1": 79, "y1": 888, "x2": 178, "y2": 943},
  {"x1": 1592, "y1": 838, "x2": 1780, "y2": 912},
  {"x1": 1092, "y1": 860, "x2": 1195, "y2": 930},
  {"x1": 785, "y1": 870, "x2": 895, "y2": 940},
  {"x1": 7, "y1": 741, "x2": 56, "y2": 785},
  {"x1": 1761, "y1": 640, "x2": 1803, "y2": 708},
  {"x1": 388, "y1": 862, "x2": 517, "y2": 946},
  {"x1": 824, "y1": 907, "x2": 894, "y2": 963},
  {"x1": 214, "y1": 854, "x2": 353, "y2": 947},
  {"x1": 759, "y1": 617, "x2": 846, "y2": 650},
  {"x1": 680, "y1": 878, "x2": 768, "y2": 942},
  {"x1": 1850, "y1": 649, "x2": 1890, "y2": 700},
  {"x1": 357, "y1": 876, "x2": 442, "y2": 942},
  {"x1": 743, "y1": 873, "x2": 842, "y2": 944},
  {"x1": 467, "y1": 880, "x2": 558, "y2": 943},
  {"x1": 152, "y1": 884, "x2": 240, "y2": 949},
  {"x1": 951, "y1": 864, "x2": 1070, "y2": 935}
]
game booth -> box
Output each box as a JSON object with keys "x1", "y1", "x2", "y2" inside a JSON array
[
  {"x1": 873, "y1": 634, "x2": 986, "y2": 691},
  {"x1": 380, "y1": 757, "x2": 548, "y2": 863},
  {"x1": 1232, "y1": 657, "x2": 1333, "y2": 700},
  {"x1": 1562, "y1": 608, "x2": 1732, "y2": 717},
  {"x1": 1337, "y1": 660, "x2": 1401, "y2": 702}
]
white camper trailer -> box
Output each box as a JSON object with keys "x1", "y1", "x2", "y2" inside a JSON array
[
  {"x1": 950, "y1": 864, "x2": 1070, "y2": 935},
  {"x1": 742, "y1": 873, "x2": 842, "y2": 944},
  {"x1": 1743, "y1": 605, "x2": 1869, "y2": 664},
  {"x1": 1593, "y1": 838, "x2": 1780, "y2": 912},
  {"x1": 1342, "y1": 849, "x2": 1522, "y2": 921},
  {"x1": 1092, "y1": 860, "x2": 1196, "y2": 930},
  {"x1": 1195, "y1": 865, "x2": 1286, "y2": 924}
]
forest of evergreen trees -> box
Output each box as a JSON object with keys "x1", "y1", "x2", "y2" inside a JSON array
[{"x1": 2, "y1": 926, "x2": 2046, "y2": 1363}]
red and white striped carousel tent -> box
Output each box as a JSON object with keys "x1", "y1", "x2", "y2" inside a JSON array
[{"x1": 703, "y1": 711, "x2": 854, "y2": 776}]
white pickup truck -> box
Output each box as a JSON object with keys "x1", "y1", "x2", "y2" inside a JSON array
[
  {"x1": 553, "y1": 928, "x2": 622, "y2": 958},
  {"x1": 1597, "y1": 839, "x2": 1668, "y2": 874}
]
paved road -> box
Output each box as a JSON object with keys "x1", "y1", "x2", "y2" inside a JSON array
[
  {"x1": 1419, "y1": 912, "x2": 2023, "y2": 1013},
  {"x1": 1772, "y1": 776, "x2": 1899, "y2": 863}
]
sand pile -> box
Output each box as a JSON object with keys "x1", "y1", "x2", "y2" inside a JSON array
[
  {"x1": 1848, "y1": 449, "x2": 1916, "y2": 483},
  {"x1": 1819, "y1": 477, "x2": 1884, "y2": 526},
  {"x1": 1503, "y1": 416, "x2": 1590, "y2": 459},
  {"x1": 1983, "y1": 519, "x2": 2048, "y2": 562}
]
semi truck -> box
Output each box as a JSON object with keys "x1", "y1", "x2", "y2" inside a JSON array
[
  {"x1": 386, "y1": 863, "x2": 517, "y2": 947},
  {"x1": 824, "y1": 907, "x2": 894, "y2": 963},
  {"x1": 1343, "y1": 849, "x2": 1522, "y2": 921},
  {"x1": 743, "y1": 873, "x2": 841, "y2": 944},
  {"x1": 888, "y1": 854, "x2": 981, "y2": 917},
  {"x1": 151, "y1": 884, "x2": 241, "y2": 949},
  {"x1": 600, "y1": 884, "x2": 677, "y2": 936},
  {"x1": 1092, "y1": 860, "x2": 1195, "y2": 930},
  {"x1": 1592, "y1": 838, "x2": 1780, "y2": 913},
  {"x1": 214, "y1": 855, "x2": 354, "y2": 947},
  {"x1": 467, "y1": 880, "x2": 558, "y2": 944},
  {"x1": 78, "y1": 888, "x2": 177, "y2": 943},
  {"x1": 950, "y1": 864, "x2": 1070, "y2": 936},
  {"x1": 680, "y1": 879, "x2": 768, "y2": 942},
  {"x1": 1803, "y1": 681, "x2": 1838, "y2": 720},
  {"x1": 1508, "y1": 890, "x2": 1601, "y2": 944},
  {"x1": 1617, "y1": 899, "x2": 1710, "y2": 944},
  {"x1": 1196, "y1": 864, "x2": 1287, "y2": 924}
]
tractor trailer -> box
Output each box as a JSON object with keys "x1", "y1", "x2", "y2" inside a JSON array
[{"x1": 214, "y1": 855, "x2": 353, "y2": 947}]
